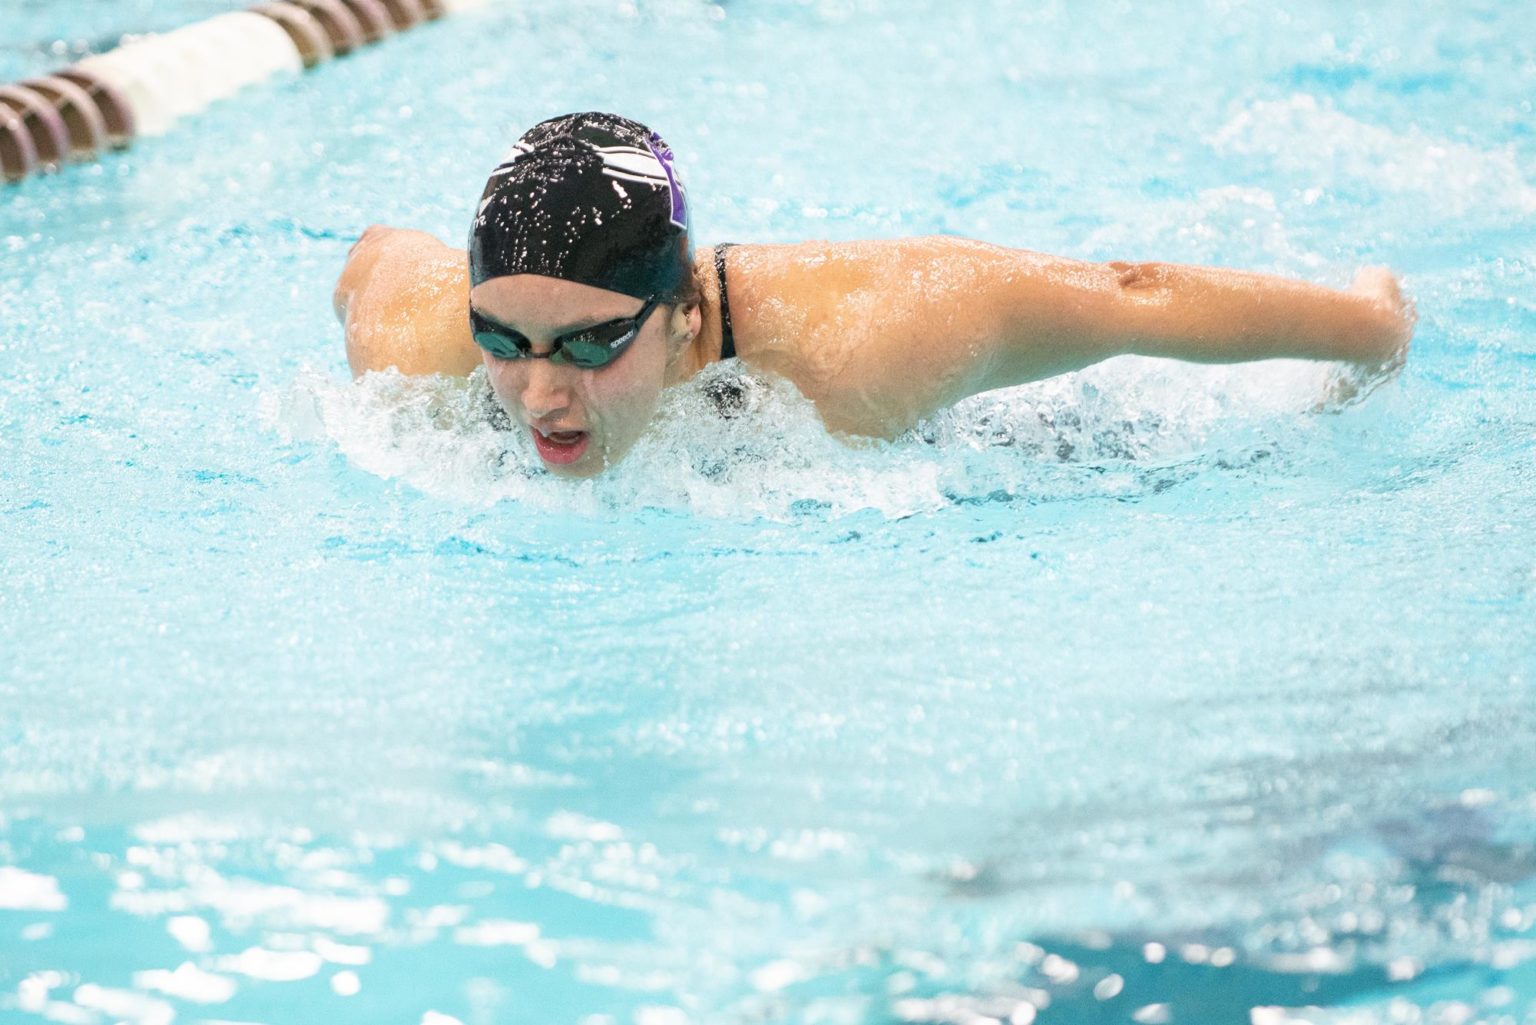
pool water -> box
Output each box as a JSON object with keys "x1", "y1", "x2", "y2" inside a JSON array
[{"x1": 2, "y1": 1, "x2": 1535, "y2": 1023}]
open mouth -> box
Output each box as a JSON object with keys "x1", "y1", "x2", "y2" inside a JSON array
[{"x1": 530, "y1": 426, "x2": 590, "y2": 465}]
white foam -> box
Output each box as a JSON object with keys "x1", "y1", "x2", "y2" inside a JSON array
[
  {"x1": 166, "y1": 914, "x2": 213, "y2": 952},
  {"x1": 72, "y1": 984, "x2": 175, "y2": 1025},
  {"x1": 133, "y1": 962, "x2": 238, "y2": 1004},
  {"x1": 215, "y1": 947, "x2": 323, "y2": 982},
  {"x1": 432, "y1": 841, "x2": 528, "y2": 875},
  {"x1": 0, "y1": 867, "x2": 67, "y2": 911},
  {"x1": 1210, "y1": 93, "x2": 1536, "y2": 216},
  {"x1": 314, "y1": 937, "x2": 372, "y2": 965},
  {"x1": 545, "y1": 812, "x2": 624, "y2": 842},
  {"x1": 1081, "y1": 185, "x2": 1324, "y2": 271},
  {"x1": 263, "y1": 351, "x2": 1352, "y2": 521},
  {"x1": 634, "y1": 1008, "x2": 690, "y2": 1025},
  {"x1": 453, "y1": 920, "x2": 541, "y2": 946},
  {"x1": 112, "y1": 871, "x2": 389, "y2": 936}
]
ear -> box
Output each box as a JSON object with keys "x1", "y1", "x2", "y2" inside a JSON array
[{"x1": 664, "y1": 302, "x2": 702, "y2": 362}]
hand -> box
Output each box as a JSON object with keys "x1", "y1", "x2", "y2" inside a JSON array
[
  {"x1": 1347, "y1": 266, "x2": 1416, "y2": 371},
  {"x1": 1317, "y1": 267, "x2": 1416, "y2": 410}
]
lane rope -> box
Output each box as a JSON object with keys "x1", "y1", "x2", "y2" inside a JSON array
[{"x1": 0, "y1": 0, "x2": 486, "y2": 185}]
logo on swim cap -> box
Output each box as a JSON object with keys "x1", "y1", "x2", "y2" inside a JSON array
[
  {"x1": 645, "y1": 133, "x2": 688, "y2": 230},
  {"x1": 469, "y1": 113, "x2": 692, "y2": 298}
]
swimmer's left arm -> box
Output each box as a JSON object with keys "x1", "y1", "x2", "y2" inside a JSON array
[
  {"x1": 733, "y1": 239, "x2": 1412, "y2": 438},
  {"x1": 1096, "y1": 261, "x2": 1415, "y2": 369},
  {"x1": 979, "y1": 254, "x2": 1415, "y2": 393}
]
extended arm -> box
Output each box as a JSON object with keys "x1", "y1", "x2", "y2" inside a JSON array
[
  {"x1": 1098, "y1": 261, "x2": 1413, "y2": 367},
  {"x1": 725, "y1": 238, "x2": 1415, "y2": 437},
  {"x1": 978, "y1": 252, "x2": 1413, "y2": 391}
]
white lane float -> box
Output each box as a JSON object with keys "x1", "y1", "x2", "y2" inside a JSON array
[
  {"x1": 168, "y1": 12, "x2": 304, "y2": 98},
  {"x1": 127, "y1": 32, "x2": 215, "y2": 118},
  {"x1": 3, "y1": 0, "x2": 456, "y2": 182},
  {"x1": 73, "y1": 48, "x2": 175, "y2": 137}
]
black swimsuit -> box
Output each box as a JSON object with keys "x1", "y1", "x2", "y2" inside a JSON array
[{"x1": 714, "y1": 242, "x2": 737, "y2": 361}]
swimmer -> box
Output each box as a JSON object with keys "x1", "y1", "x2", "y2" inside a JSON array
[{"x1": 334, "y1": 111, "x2": 1415, "y2": 477}]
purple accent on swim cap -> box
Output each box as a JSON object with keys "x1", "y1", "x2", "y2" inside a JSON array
[{"x1": 646, "y1": 132, "x2": 687, "y2": 230}]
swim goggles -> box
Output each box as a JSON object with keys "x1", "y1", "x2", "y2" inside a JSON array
[{"x1": 469, "y1": 296, "x2": 662, "y2": 369}]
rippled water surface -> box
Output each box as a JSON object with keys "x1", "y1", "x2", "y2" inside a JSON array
[{"x1": 2, "y1": 1, "x2": 1535, "y2": 1024}]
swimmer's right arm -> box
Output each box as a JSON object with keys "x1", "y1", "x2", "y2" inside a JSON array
[{"x1": 333, "y1": 226, "x2": 483, "y2": 377}]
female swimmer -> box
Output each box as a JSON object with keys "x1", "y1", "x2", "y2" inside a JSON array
[{"x1": 333, "y1": 112, "x2": 1415, "y2": 477}]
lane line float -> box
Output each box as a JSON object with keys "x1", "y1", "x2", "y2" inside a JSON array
[{"x1": 2, "y1": 0, "x2": 465, "y2": 185}]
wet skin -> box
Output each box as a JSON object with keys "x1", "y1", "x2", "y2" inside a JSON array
[
  {"x1": 334, "y1": 227, "x2": 1415, "y2": 473},
  {"x1": 467, "y1": 274, "x2": 702, "y2": 478}
]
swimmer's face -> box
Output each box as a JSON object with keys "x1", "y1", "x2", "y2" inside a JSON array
[{"x1": 471, "y1": 274, "x2": 698, "y2": 478}]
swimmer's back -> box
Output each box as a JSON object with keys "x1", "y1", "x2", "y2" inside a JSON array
[{"x1": 721, "y1": 238, "x2": 1121, "y2": 437}]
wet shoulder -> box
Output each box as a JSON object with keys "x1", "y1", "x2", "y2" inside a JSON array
[
  {"x1": 707, "y1": 241, "x2": 873, "y2": 383},
  {"x1": 708, "y1": 238, "x2": 1025, "y2": 437}
]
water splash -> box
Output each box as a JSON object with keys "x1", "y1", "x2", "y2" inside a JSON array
[{"x1": 261, "y1": 353, "x2": 1352, "y2": 520}]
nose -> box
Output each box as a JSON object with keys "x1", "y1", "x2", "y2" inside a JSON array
[{"x1": 519, "y1": 358, "x2": 574, "y2": 422}]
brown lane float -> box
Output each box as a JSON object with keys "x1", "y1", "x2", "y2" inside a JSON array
[
  {"x1": 20, "y1": 76, "x2": 110, "y2": 161},
  {"x1": 378, "y1": 0, "x2": 428, "y2": 30},
  {"x1": 2, "y1": 0, "x2": 452, "y2": 183},
  {"x1": 336, "y1": 0, "x2": 396, "y2": 45},
  {"x1": 250, "y1": 2, "x2": 337, "y2": 69},
  {"x1": 288, "y1": 0, "x2": 367, "y2": 56},
  {"x1": 0, "y1": 84, "x2": 71, "y2": 171},
  {"x1": 54, "y1": 68, "x2": 136, "y2": 149},
  {"x1": 1, "y1": 105, "x2": 38, "y2": 184}
]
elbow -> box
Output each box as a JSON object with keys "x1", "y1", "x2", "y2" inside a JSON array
[
  {"x1": 1107, "y1": 260, "x2": 1172, "y2": 293},
  {"x1": 1101, "y1": 261, "x2": 1174, "y2": 357}
]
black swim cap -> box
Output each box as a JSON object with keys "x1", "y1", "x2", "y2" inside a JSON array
[{"x1": 468, "y1": 112, "x2": 692, "y2": 300}]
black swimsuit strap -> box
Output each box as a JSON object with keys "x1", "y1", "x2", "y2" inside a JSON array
[{"x1": 714, "y1": 242, "x2": 737, "y2": 361}]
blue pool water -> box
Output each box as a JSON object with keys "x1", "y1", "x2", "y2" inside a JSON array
[{"x1": 2, "y1": 1, "x2": 1535, "y2": 1023}]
